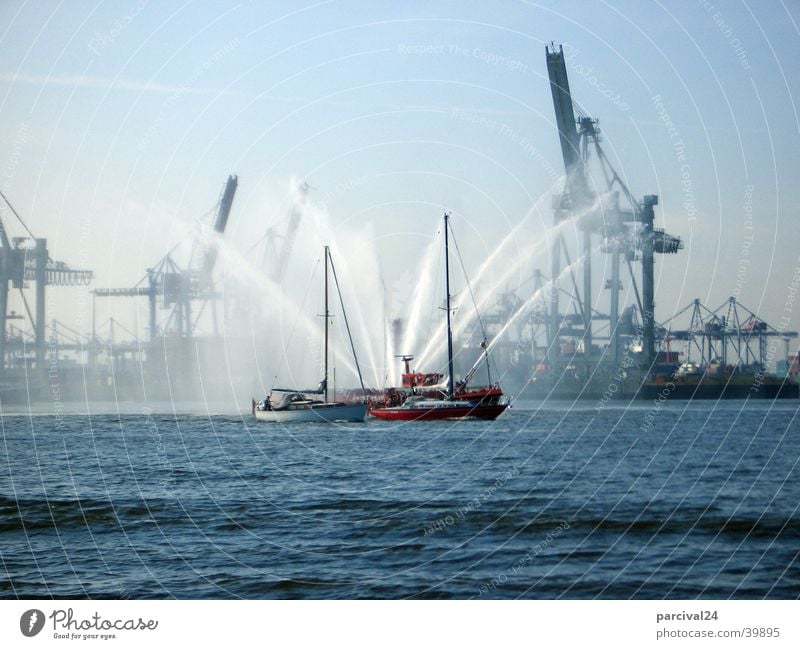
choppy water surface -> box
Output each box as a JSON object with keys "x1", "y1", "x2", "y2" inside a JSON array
[{"x1": 1, "y1": 400, "x2": 798, "y2": 598}]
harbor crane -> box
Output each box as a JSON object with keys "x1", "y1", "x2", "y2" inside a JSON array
[
  {"x1": 0, "y1": 190, "x2": 93, "y2": 386},
  {"x1": 92, "y1": 174, "x2": 238, "y2": 343},
  {"x1": 262, "y1": 181, "x2": 309, "y2": 283},
  {"x1": 544, "y1": 43, "x2": 682, "y2": 367},
  {"x1": 664, "y1": 297, "x2": 798, "y2": 370}
]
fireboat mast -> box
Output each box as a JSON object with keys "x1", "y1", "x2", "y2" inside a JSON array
[{"x1": 444, "y1": 212, "x2": 455, "y2": 399}]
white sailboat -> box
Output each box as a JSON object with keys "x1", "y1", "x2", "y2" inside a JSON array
[{"x1": 252, "y1": 246, "x2": 368, "y2": 423}]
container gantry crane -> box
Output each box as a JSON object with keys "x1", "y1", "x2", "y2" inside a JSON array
[
  {"x1": 92, "y1": 174, "x2": 238, "y2": 343},
  {"x1": 664, "y1": 297, "x2": 798, "y2": 370},
  {"x1": 544, "y1": 43, "x2": 682, "y2": 368},
  {"x1": 0, "y1": 191, "x2": 93, "y2": 388}
]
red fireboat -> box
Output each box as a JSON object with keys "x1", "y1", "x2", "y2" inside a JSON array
[{"x1": 369, "y1": 213, "x2": 510, "y2": 422}]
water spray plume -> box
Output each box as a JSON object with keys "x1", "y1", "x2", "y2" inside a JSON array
[
  {"x1": 213, "y1": 182, "x2": 391, "y2": 390},
  {"x1": 395, "y1": 235, "x2": 441, "y2": 378},
  {"x1": 414, "y1": 190, "x2": 614, "y2": 371},
  {"x1": 462, "y1": 240, "x2": 607, "y2": 382}
]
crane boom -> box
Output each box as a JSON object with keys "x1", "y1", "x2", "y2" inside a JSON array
[
  {"x1": 203, "y1": 174, "x2": 238, "y2": 277},
  {"x1": 546, "y1": 44, "x2": 581, "y2": 177},
  {"x1": 213, "y1": 175, "x2": 238, "y2": 234},
  {"x1": 546, "y1": 43, "x2": 596, "y2": 353},
  {"x1": 546, "y1": 44, "x2": 594, "y2": 211}
]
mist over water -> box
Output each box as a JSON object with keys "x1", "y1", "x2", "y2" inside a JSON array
[
  {"x1": 1, "y1": 160, "x2": 665, "y2": 407},
  {"x1": 197, "y1": 174, "x2": 631, "y2": 396},
  {"x1": 209, "y1": 176, "x2": 575, "y2": 393},
  {"x1": 213, "y1": 182, "x2": 393, "y2": 394}
]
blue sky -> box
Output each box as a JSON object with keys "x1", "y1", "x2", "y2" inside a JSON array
[{"x1": 1, "y1": 0, "x2": 799, "y2": 358}]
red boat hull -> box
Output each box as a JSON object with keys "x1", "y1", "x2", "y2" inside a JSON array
[{"x1": 369, "y1": 403, "x2": 508, "y2": 421}]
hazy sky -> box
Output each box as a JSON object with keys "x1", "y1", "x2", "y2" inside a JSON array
[{"x1": 1, "y1": 1, "x2": 799, "y2": 356}]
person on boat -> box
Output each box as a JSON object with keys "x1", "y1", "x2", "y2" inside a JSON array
[{"x1": 262, "y1": 395, "x2": 271, "y2": 411}]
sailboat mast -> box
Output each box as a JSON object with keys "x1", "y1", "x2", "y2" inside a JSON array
[
  {"x1": 324, "y1": 245, "x2": 330, "y2": 402},
  {"x1": 444, "y1": 212, "x2": 455, "y2": 399}
]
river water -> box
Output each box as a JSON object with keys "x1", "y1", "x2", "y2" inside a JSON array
[{"x1": 1, "y1": 400, "x2": 798, "y2": 598}]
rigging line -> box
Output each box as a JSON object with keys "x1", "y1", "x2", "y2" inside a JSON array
[
  {"x1": 327, "y1": 250, "x2": 366, "y2": 393},
  {"x1": 661, "y1": 300, "x2": 697, "y2": 326},
  {"x1": 52, "y1": 318, "x2": 88, "y2": 340},
  {"x1": 448, "y1": 218, "x2": 499, "y2": 384},
  {"x1": 0, "y1": 188, "x2": 38, "y2": 240},
  {"x1": 105, "y1": 318, "x2": 139, "y2": 341},
  {"x1": 448, "y1": 220, "x2": 488, "y2": 341},
  {"x1": 17, "y1": 287, "x2": 35, "y2": 328}
]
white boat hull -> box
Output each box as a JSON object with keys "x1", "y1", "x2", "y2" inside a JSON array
[{"x1": 254, "y1": 402, "x2": 367, "y2": 423}]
